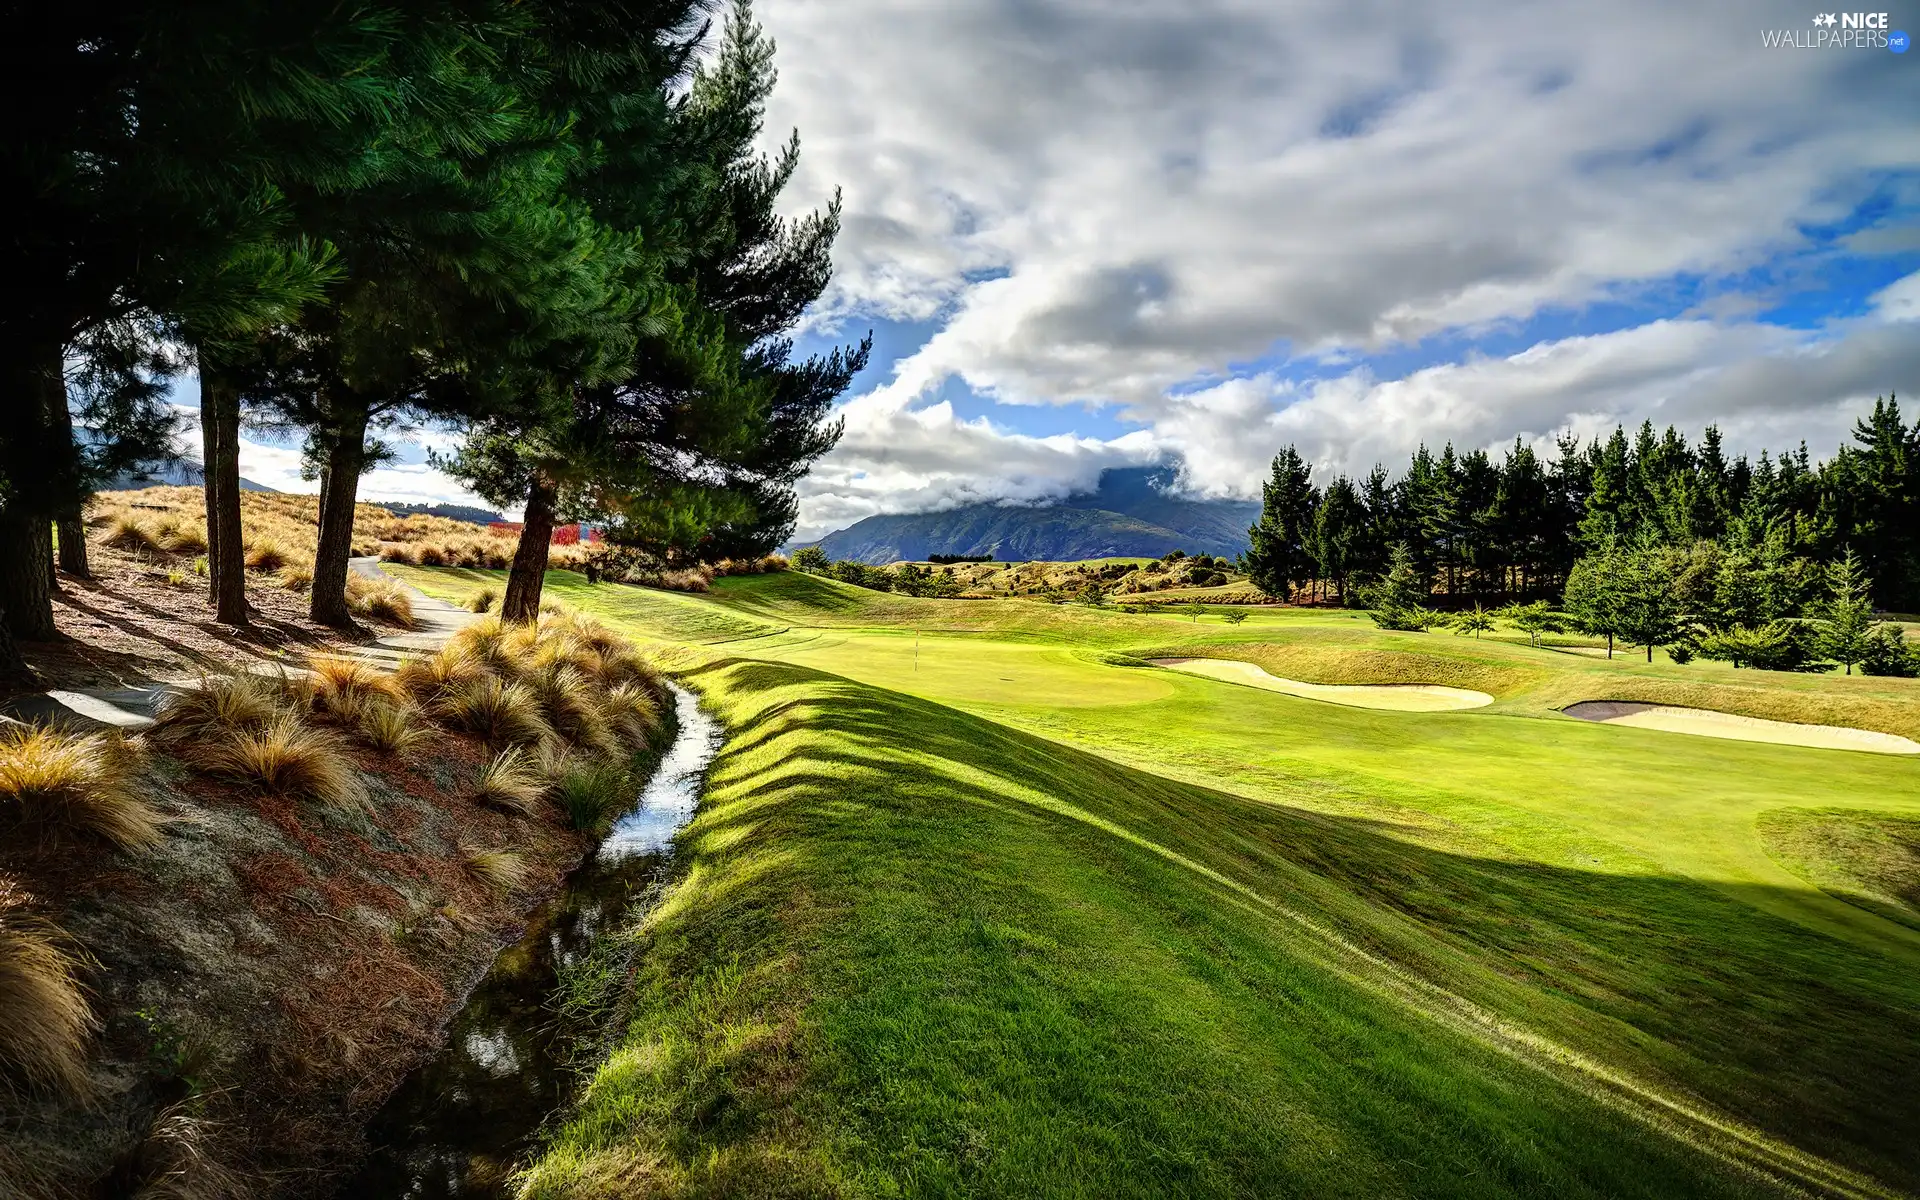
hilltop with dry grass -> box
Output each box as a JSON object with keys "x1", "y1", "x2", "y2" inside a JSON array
[{"x1": 0, "y1": 609, "x2": 671, "y2": 1198}]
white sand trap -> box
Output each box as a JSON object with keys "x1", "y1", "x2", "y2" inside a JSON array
[
  {"x1": 1148, "y1": 657, "x2": 1492, "y2": 711},
  {"x1": 1563, "y1": 701, "x2": 1920, "y2": 755}
]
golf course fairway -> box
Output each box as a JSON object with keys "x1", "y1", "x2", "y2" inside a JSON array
[
  {"x1": 1149, "y1": 655, "x2": 1494, "y2": 709},
  {"x1": 394, "y1": 566, "x2": 1920, "y2": 1199}
]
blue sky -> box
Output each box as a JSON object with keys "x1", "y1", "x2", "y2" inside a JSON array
[{"x1": 202, "y1": 2, "x2": 1920, "y2": 536}]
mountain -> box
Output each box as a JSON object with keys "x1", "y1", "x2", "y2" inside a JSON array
[
  {"x1": 101, "y1": 459, "x2": 276, "y2": 493},
  {"x1": 809, "y1": 466, "x2": 1261, "y2": 564},
  {"x1": 368, "y1": 500, "x2": 505, "y2": 525}
]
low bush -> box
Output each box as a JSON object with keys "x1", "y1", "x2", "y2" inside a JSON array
[
  {"x1": 464, "y1": 848, "x2": 530, "y2": 893},
  {"x1": 1860, "y1": 627, "x2": 1920, "y2": 677},
  {"x1": 0, "y1": 884, "x2": 94, "y2": 1098},
  {"x1": 0, "y1": 727, "x2": 163, "y2": 851},
  {"x1": 471, "y1": 747, "x2": 545, "y2": 815},
  {"x1": 200, "y1": 714, "x2": 367, "y2": 810}
]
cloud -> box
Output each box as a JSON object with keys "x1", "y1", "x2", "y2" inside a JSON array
[{"x1": 757, "y1": 0, "x2": 1920, "y2": 534}]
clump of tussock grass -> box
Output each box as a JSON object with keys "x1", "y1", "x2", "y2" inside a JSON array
[
  {"x1": 601, "y1": 682, "x2": 664, "y2": 748},
  {"x1": 472, "y1": 747, "x2": 545, "y2": 815},
  {"x1": 0, "y1": 726, "x2": 164, "y2": 851},
  {"x1": 555, "y1": 759, "x2": 633, "y2": 834},
  {"x1": 355, "y1": 701, "x2": 426, "y2": 757},
  {"x1": 301, "y1": 655, "x2": 404, "y2": 719},
  {"x1": 0, "y1": 883, "x2": 94, "y2": 1099},
  {"x1": 467, "y1": 586, "x2": 498, "y2": 614},
  {"x1": 242, "y1": 538, "x2": 288, "y2": 573},
  {"x1": 529, "y1": 665, "x2": 622, "y2": 758},
  {"x1": 345, "y1": 574, "x2": 415, "y2": 627},
  {"x1": 434, "y1": 676, "x2": 552, "y2": 748},
  {"x1": 199, "y1": 714, "x2": 367, "y2": 810},
  {"x1": 123, "y1": 1100, "x2": 249, "y2": 1200},
  {"x1": 103, "y1": 515, "x2": 163, "y2": 554},
  {"x1": 151, "y1": 515, "x2": 208, "y2": 554},
  {"x1": 276, "y1": 563, "x2": 312, "y2": 591},
  {"x1": 151, "y1": 673, "x2": 290, "y2": 747},
  {"x1": 396, "y1": 645, "x2": 485, "y2": 705},
  {"x1": 464, "y1": 847, "x2": 530, "y2": 893}
]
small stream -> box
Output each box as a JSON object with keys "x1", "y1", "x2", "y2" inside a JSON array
[{"x1": 343, "y1": 682, "x2": 724, "y2": 1197}]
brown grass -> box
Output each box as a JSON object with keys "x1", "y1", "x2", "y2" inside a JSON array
[
  {"x1": 530, "y1": 666, "x2": 621, "y2": 758},
  {"x1": 433, "y1": 676, "x2": 552, "y2": 748},
  {"x1": 0, "y1": 882, "x2": 94, "y2": 1099},
  {"x1": 463, "y1": 848, "x2": 530, "y2": 893},
  {"x1": 467, "y1": 587, "x2": 498, "y2": 614},
  {"x1": 472, "y1": 748, "x2": 545, "y2": 815},
  {"x1": 122, "y1": 1100, "x2": 250, "y2": 1199},
  {"x1": 199, "y1": 714, "x2": 367, "y2": 810},
  {"x1": 396, "y1": 646, "x2": 486, "y2": 705},
  {"x1": 242, "y1": 539, "x2": 288, "y2": 574},
  {"x1": 345, "y1": 575, "x2": 415, "y2": 628},
  {"x1": 276, "y1": 563, "x2": 313, "y2": 592},
  {"x1": 302, "y1": 655, "x2": 405, "y2": 717},
  {"x1": 602, "y1": 683, "x2": 664, "y2": 749},
  {"x1": 0, "y1": 726, "x2": 165, "y2": 851},
  {"x1": 355, "y1": 701, "x2": 427, "y2": 757},
  {"x1": 152, "y1": 674, "x2": 291, "y2": 747},
  {"x1": 103, "y1": 514, "x2": 164, "y2": 554}
]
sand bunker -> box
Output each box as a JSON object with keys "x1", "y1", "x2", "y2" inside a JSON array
[
  {"x1": 1563, "y1": 701, "x2": 1920, "y2": 755},
  {"x1": 1147, "y1": 657, "x2": 1492, "y2": 712}
]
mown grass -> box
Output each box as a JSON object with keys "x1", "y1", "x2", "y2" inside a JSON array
[{"x1": 388, "y1": 567, "x2": 1920, "y2": 1197}]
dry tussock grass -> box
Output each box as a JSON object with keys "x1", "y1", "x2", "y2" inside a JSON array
[
  {"x1": 472, "y1": 748, "x2": 545, "y2": 815},
  {"x1": 463, "y1": 848, "x2": 529, "y2": 892},
  {"x1": 199, "y1": 714, "x2": 367, "y2": 810},
  {"x1": 346, "y1": 574, "x2": 415, "y2": 627},
  {"x1": 434, "y1": 676, "x2": 552, "y2": 749},
  {"x1": 152, "y1": 674, "x2": 291, "y2": 747},
  {"x1": 0, "y1": 882, "x2": 94, "y2": 1099},
  {"x1": 467, "y1": 587, "x2": 498, "y2": 613},
  {"x1": 355, "y1": 701, "x2": 427, "y2": 757},
  {"x1": 124, "y1": 1101, "x2": 249, "y2": 1199},
  {"x1": 396, "y1": 645, "x2": 486, "y2": 705},
  {"x1": 0, "y1": 726, "x2": 164, "y2": 851},
  {"x1": 242, "y1": 538, "x2": 288, "y2": 573}
]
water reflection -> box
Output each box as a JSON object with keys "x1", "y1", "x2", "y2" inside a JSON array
[{"x1": 342, "y1": 683, "x2": 723, "y2": 1198}]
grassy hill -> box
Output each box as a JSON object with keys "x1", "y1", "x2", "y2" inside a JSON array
[{"x1": 393, "y1": 565, "x2": 1920, "y2": 1198}]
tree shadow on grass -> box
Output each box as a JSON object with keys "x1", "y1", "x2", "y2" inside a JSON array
[{"x1": 679, "y1": 655, "x2": 1920, "y2": 1198}]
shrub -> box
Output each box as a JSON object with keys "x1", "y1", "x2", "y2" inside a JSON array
[
  {"x1": 464, "y1": 848, "x2": 530, "y2": 892},
  {"x1": 152, "y1": 673, "x2": 288, "y2": 747},
  {"x1": 1667, "y1": 641, "x2": 1697, "y2": 665},
  {"x1": 1860, "y1": 627, "x2": 1920, "y2": 677},
  {"x1": 0, "y1": 885, "x2": 94, "y2": 1098},
  {"x1": 472, "y1": 748, "x2": 546, "y2": 815},
  {"x1": 104, "y1": 515, "x2": 162, "y2": 554},
  {"x1": 434, "y1": 676, "x2": 552, "y2": 748},
  {"x1": 345, "y1": 574, "x2": 416, "y2": 627},
  {"x1": 467, "y1": 587, "x2": 498, "y2": 614},
  {"x1": 200, "y1": 714, "x2": 367, "y2": 810},
  {"x1": 556, "y1": 760, "x2": 632, "y2": 834},
  {"x1": 0, "y1": 727, "x2": 163, "y2": 851},
  {"x1": 355, "y1": 700, "x2": 426, "y2": 756},
  {"x1": 243, "y1": 539, "x2": 288, "y2": 573},
  {"x1": 791, "y1": 546, "x2": 828, "y2": 572},
  {"x1": 1222, "y1": 609, "x2": 1249, "y2": 625}
]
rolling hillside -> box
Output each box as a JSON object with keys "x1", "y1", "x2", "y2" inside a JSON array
[{"x1": 809, "y1": 465, "x2": 1260, "y2": 563}]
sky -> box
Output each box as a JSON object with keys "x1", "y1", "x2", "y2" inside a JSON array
[{"x1": 193, "y1": 0, "x2": 1920, "y2": 537}]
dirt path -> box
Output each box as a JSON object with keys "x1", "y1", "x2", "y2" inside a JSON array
[
  {"x1": 3, "y1": 559, "x2": 467, "y2": 733},
  {"x1": 1148, "y1": 656, "x2": 1494, "y2": 711}
]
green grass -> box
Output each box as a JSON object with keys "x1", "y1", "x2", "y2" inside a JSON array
[{"x1": 388, "y1": 566, "x2": 1920, "y2": 1198}]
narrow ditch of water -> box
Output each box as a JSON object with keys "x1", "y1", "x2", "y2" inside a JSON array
[{"x1": 342, "y1": 682, "x2": 724, "y2": 1197}]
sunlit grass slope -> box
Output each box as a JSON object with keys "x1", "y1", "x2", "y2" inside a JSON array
[{"x1": 391, "y1": 567, "x2": 1920, "y2": 1198}]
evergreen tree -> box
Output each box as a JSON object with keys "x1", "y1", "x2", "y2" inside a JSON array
[
  {"x1": 1816, "y1": 549, "x2": 1876, "y2": 675},
  {"x1": 1565, "y1": 542, "x2": 1625, "y2": 658},
  {"x1": 1615, "y1": 539, "x2": 1684, "y2": 662},
  {"x1": 1579, "y1": 428, "x2": 1632, "y2": 550},
  {"x1": 1309, "y1": 476, "x2": 1366, "y2": 602},
  {"x1": 1365, "y1": 542, "x2": 1432, "y2": 630},
  {"x1": 1245, "y1": 446, "x2": 1318, "y2": 600}
]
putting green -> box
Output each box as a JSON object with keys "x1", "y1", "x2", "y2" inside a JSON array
[
  {"x1": 1563, "y1": 700, "x2": 1920, "y2": 754},
  {"x1": 1149, "y1": 655, "x2": 1493, "y2": 710}
]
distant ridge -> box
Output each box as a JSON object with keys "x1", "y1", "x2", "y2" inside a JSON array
[
  {"x1": 367, "y1": 500, "x2": 505, "y2": 526},
  {"x1": 101, "y1": 459, "x2": 275, "y2": 494},
  {"x1": 806, "y1": 466, "x2": 1259, "y2": 564}
]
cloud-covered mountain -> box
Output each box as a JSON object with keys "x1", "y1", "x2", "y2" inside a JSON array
[{"x1": 806, "y1": 466, "x2": 1259, "y2": 564}]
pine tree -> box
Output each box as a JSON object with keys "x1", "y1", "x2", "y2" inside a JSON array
[
  {"x1": 1245, "y1": 446, "x2": 1319, "y2": 600},
  {"x1": 1816, "y1": 549, "x2": 1877, "y2": 675},
  {"x1": 1365, "y1": 542, "x2": 1432, "y2": 630},
  {"x1": 1565, "y1": 542, "x2": 1625, "y2": 658}
]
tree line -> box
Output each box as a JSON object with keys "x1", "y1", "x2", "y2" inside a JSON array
[
  {"x1": 0, "y1": 0, "x2": 861, "y2": 669},
  {"x1": 1246, "y1": 399, "x2": 1919, "y2": 612}
]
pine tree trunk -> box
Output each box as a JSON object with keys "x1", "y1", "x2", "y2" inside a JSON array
[
  {"x1": 0, "y1": 600, "x2": 22, "y2": 672},
  {"x1": 199, "y1": 359, "x2": 249, "y2": 625},
  {"x1": 503, "y1": 471, "x2": 558, "y2": 624},
  {"x1": 1646, "y1": 644, "x2": 1653, "y2": 662},
  {"x1": 309, "y1": 403, "x2": 368, "y2": 627},
  {"x1": 1607, "y1": 632, "x2": 1613, "y2": 659},
  {"x1": 0, "y1": 349, "x2": 63, "y2": 641},
  {"x1": 46, "y1": 367, "x2": 89, "y2": 579}
]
